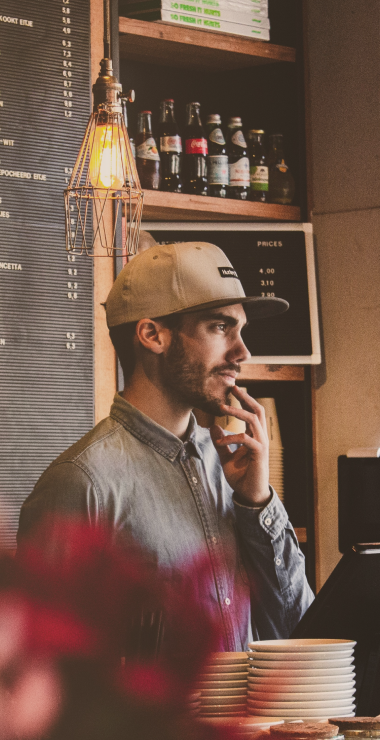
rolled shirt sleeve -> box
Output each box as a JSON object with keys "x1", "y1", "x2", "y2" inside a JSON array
[{"x1": 233, "y1": 487, "x2": 314, "y2": 640}]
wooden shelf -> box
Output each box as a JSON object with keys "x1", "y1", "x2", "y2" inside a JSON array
[
  {"x1": 238, "y1": 365, "x2": 305, "y2": 382},
  {"x1": 294, "y1": 528, "x2": 307, "y2": 543},
  {"x1": 141, "y1": 190, "x2": 300, "y2": 222},
  {"x1": 119, "y1": 17, "x2": 296, "y2": 70}
]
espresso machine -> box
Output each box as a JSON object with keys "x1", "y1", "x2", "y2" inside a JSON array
[{"x1": 292, "y1": 456, "x2": 380, "y2": 716}]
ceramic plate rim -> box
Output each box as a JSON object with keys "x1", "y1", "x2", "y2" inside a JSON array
[
  {"x1": 200, "y1": 672, "x2": 248, "y2": 680},
  {"x1": 248, "y1": 660, "x2": 354, "y2": 671},
  {"x1": 248, "y1": 690, "x2": 355, "y2": 701},
  {"x1": 247, "y1": 639, "x2": 356, "y2": 652},
  {"x1": 197, "y1": 681, "x2": 248, "y2": 688},
  {"x1": 248, "y1": 669, "x2": 355, "y2": 679},
  {"x1": 247, "y1": 698, "x2": 354, "y2": 709},
  {"x1": 247, "y1": 674, "x2": 356, "y2": 683},
  {"x1": 248, "y1": 651, "x2": 353, "y2": 662},
  {"x1": 248, "y1": 681, "x2": 355, "y2": 692},
  {"x1": 247, "y1": 708, "x2": 355, "y2": 718}
]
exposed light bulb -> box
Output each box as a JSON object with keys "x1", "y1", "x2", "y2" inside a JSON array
[{"x1": 89, "y1": 122, "x2": 127, "y2": 189}]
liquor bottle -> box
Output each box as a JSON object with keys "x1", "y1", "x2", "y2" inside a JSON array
[
  {"x1": 135, "y1": 111, "x2": 161, "y2": 190},
  {"x1": 206, "y1": 114, "x2": 228, "y2": 198},
  {"x1": 227, "y1": 117, "x2": 250, "y2": 200},
  {"x1": 183, "y1": 102, "x2": 208, "y2": 196},
  {"x1": 267, "y1": 133, "x2": 295, "y2": 204},
  {"x1": 157, "y1": 99, "x2": 182, "y2": 193},
  {"x1": 247, "y1": 129, "x2": 268, "y2": 202}
]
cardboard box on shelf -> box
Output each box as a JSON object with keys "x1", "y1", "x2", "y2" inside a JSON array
[
  {"x1": 124, "y1": 8, "x2": 271, "y2": 39},
  {"x1": 121, "y1": 0, "x2": 269, "y2": 17}
]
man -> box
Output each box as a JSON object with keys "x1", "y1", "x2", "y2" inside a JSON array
[{"x1": 18, "y1": 241, "x2": 313, "y2": 649}]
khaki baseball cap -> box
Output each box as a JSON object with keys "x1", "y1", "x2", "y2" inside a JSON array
[{"x1": 105, "y1": 242, "x2": 289, "y2": 327}]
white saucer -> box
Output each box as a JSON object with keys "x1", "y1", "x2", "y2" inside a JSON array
[{"x1": 247, "y1": 639, "x2": 356, "y2": 652}]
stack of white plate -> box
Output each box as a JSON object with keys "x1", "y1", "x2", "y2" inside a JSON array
[
  {"x1": 186, "y1": 691, "x2": 201, "y2": 715},
  {"x1": 247, "y1": 639, "x2": 356, "y2": 719},
  {"x1": 256, "y1": 398, "x2": 284, "y2": 502},
  {"x1": 195, "y1": 652, "x2": 248, "y2": 717}
]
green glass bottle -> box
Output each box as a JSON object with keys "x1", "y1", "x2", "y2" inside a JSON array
[
  {"x1": 268, "y1": 133, "x2": 295, "y2": 205},
  {"x1": 247, "y1": 129, "x2": 268, "y2": 202}
]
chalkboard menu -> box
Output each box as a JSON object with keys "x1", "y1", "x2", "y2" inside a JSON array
[
  {"x1": 143, "y1": 223, "x2": 321, "y2": 364},
  {"x1": 0, "y1": 0, "x2": 93, "y2": 548}
]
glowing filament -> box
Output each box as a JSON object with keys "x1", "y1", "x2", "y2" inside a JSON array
[{"x1": 88, "y1": 122, "x2": 126, "y2": 189}]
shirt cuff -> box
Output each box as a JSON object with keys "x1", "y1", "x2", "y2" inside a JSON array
[{"x1": 233, "y1": 487, "x2": 289, "y2": 542}]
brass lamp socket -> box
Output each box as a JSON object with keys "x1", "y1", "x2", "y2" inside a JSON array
[{"x1": 92, "y1": 58, "x2": 122, "y2": 114}]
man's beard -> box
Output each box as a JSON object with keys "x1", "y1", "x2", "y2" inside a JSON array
[{"x1": 159, "y1": 330, "x2": 241, "y2": 416}]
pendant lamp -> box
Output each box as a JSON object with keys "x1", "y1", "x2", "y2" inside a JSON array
[{"x1": 64, "y1": 0, "x2": 143, "y2": 256}]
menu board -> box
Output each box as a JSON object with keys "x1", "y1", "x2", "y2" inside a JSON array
[
  {"x1": 143, "y1": 223, "x2": 321, "y2": 364},
  {"x1": 0, "y1": 0, "x2": 93, "y2": 548}
]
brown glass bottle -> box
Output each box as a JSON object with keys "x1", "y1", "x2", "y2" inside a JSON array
[
  {"x1": 158, "y1": 99, "x2": 182, "y2": 193},
  {"x1": 183, "y1": 102, "x2": 208, "y2": 196},
  {"x1": 247, "y1": 129, "x2": 268, "y2": 202},
  {"x1": 267, "y1": 133, "x2": 295, "y2": 204},
  {"x1": 136, "y1": 111, "x2": 161, "y2": 190}
]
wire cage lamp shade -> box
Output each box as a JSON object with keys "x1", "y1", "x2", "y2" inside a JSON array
[
  {"x1": 65, "y1": 0, "x2": 143, "y2": 259},
  {"x1": 64, "y1": 104, "x2": 143, "y2": 257}
]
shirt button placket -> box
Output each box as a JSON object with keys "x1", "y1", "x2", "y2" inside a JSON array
[{"x1": 184, "y1": 459, "x2": 235, "y2": 651}]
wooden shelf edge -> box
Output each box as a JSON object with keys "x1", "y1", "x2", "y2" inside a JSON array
[
  {"x1": 294, "y1": 528, "x2": 307, "y2": 543},
  {"x1": 141, "y1": 189, "x2": 300, "y2": 222},
  {"x1": 119, "y1": 17, "x2": 296, "y2": 69},
  {"x1": 238, "y1": 365, "x2": 305, "y2": 381}
]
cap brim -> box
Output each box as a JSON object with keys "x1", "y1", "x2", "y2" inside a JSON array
[
  {"x1": 172, "y1": 296, "x2": 289, "y2": 321},
  {"x1": 242, "y1": 296, "x2": 289, "y2": 320}
]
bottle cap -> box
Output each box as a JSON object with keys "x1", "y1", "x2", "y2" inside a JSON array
[
  {"x1": 139, "y1": 110, "x2": 152, "y2": 114},
  {"x1": 248, "y1": 129, "x2": 265, "y2": 134},
  {"x1": 163, "y1": 99, "x2": 174, "y2": 102},
  {"x1": 228, "y1": 116, "x2": 242, "y2": 126},
  {"x1": 206, "y1": 114, "x2": 221, "y2": 124}
]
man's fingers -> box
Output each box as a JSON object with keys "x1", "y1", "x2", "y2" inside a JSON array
[
  {"x1": 214, "y1": 431, "x2": 262, "y2": 452},
  {"x1": 219, "y1": 403, "x2": 266, "y2": 442},
  {"x1": 230, "y1": 386, "x2": 267, "y2": 426},
  {"x1": 210, "y1": 424, "x2": 234, "y2": 465}
]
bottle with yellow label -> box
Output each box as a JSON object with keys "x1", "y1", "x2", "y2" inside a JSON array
[
  {"x1": 268, "y1": 133, "x2": 295, "y2": 205},
  {"x1": 248, "y1": 129, "x2": 268, "y2": 202}
]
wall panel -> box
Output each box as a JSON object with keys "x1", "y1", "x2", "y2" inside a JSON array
[{"x1": 0, "y1": 0, "x2": 94, "y2": 547}]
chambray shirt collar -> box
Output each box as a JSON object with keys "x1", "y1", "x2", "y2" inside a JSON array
[{"x1": 110, "y1": 393, "x2": 203, "y2": 462}]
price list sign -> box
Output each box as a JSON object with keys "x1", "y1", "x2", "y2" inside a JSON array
[
  {"x1": 143, "y1": 223, "x2": 321, "y2": 364},
  {"x1": 0, "y1": 0, "x2": 93, "y2": 548}
]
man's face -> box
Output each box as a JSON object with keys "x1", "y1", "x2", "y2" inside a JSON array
[{"x1": 160, "y1": 304, "x2": 251, "y2": 415}]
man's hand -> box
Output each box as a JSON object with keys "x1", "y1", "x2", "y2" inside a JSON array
[{"x1": 210, "y1": 386, "x2": 271, "y2": 507}]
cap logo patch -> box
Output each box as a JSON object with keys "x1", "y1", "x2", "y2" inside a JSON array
[{"x1": 218, "y1": 266, "x2": 239, "y2": 279}]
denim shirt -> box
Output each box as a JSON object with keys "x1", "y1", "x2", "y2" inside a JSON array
[{"x1": 18, "y1": 393, "x2": 314, "y2": 649}]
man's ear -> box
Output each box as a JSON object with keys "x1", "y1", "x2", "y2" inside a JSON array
[{"x1": 135, "y1": 318, "x2": 171, "y2": 355}]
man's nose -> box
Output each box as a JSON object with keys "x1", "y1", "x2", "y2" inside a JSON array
[{"x1": 229, "y1": 335, "x2": 251, "y2": 364}]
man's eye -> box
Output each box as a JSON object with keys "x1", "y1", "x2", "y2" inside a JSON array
[{"x1": 217, "y1": 324, "x2": 227, "y2": 332}]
